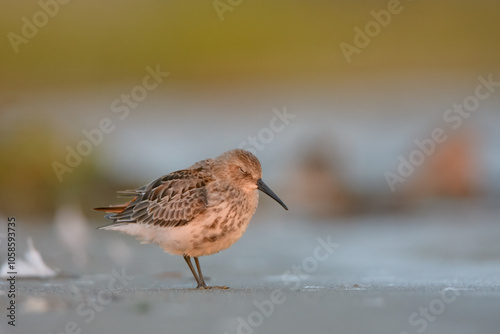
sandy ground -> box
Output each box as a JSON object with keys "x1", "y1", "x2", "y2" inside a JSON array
[{"x1": 1, "y1": 203, "x2": 500, "y2": 334}]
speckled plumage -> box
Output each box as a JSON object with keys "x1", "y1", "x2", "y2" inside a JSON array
[{"x1": 95, "y1": 149, "x2": 288, "y2": 288}]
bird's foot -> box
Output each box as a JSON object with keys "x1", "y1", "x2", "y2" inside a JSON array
[{"x1": 196, "y1": 285, "x2": 229, "y2": 290}]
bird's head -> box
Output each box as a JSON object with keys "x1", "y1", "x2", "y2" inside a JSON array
[{"x1": 214, "y1": 149, "x2": 288, "y2": 210}]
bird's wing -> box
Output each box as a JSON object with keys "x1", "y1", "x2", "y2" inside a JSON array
[{"x1": 111, "y1": 168, "x2": 213, "y2": 228}]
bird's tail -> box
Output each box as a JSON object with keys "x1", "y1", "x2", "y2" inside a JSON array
[
  {"x1": 93, "y1": 203, "x2": 129, "y2": 214},
  {"x1": 93, "y1": 196, "x2": 137, "y2": 213},
  {"x1": 94, "y1": 198, "x2": 138, "y2": 229}
]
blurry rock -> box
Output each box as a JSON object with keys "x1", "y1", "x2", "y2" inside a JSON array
[
  {"x1": 23, "y1": 296, "x2": 70, "y2": 314},
  {"x1": 23, "y1": 297, "x2": 51, "y2": 314},
  {"x1": 0, "y1": 237, "x2": 57, "y2": 278}
]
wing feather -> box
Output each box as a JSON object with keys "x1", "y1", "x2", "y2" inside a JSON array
[{"x1": 107, "y1": 168, "x2": 212, "y2": 228}]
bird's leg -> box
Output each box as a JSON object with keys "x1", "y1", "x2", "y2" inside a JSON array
[
  {"x1": 183, "y1": 255, "x2": 202, "y2": 287},
  {"x1": 194, "y1": 257, "x2": 207, "y2": 288},
  {"x1": 194, "y1": 257, "x2": 229, "y2": 289}
]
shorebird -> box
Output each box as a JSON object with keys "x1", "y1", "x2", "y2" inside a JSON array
[{"x1": 94, "y1": 149, "x2": 288, "y2": 288}]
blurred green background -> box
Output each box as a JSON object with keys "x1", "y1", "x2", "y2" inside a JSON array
[
  {"x1": 1, "y1": 0, "x2": 499, "y2": 220},
  {"x1": 2, "y1": 0, "x2": 499, "y2": 88}
]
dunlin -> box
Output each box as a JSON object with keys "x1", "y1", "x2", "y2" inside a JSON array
[{"x1": 94, "y1": 149, "x2": 288, "y2": 288}]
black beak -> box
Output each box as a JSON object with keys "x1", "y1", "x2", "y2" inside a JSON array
[{"x1": 257, "y1": 179, "x2": 288, "y2": 211}]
